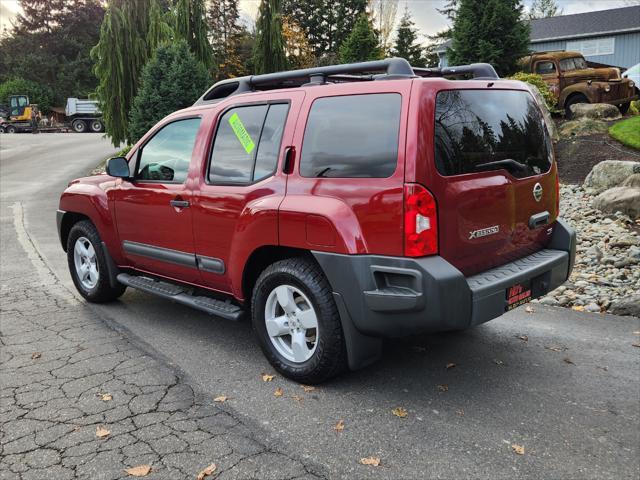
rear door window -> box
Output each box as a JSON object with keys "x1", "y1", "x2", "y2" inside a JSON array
[
  {"x1": 434, "y1": 90, "x2": 552, "y2": 178},
  {"x1": 300, "y1": 93, "x2": 401, "y2": 178}
]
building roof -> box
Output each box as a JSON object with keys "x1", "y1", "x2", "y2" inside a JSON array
[{"x1": 435, "y1": 5, "x2": 640, "y2": 53}]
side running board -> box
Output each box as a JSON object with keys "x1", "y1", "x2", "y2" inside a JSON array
[{"x1": 117, "y1": 273, "x2": 243, "y2": 321}]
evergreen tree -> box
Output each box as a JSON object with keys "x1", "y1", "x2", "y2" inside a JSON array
[
  {"x1": 282, "y1": 0, "x2": 367, "y2": 59},
  {"x1": 129, "y1": 41, "x2": 209, "y2": 143},
  {"x1": 253, "y1": 0, "x2": 287, "y2": 74},
  {"x1": 208, "y1": 0, "x2": 245, "y2": 79},
  {"x1": 528, "y1": 0, "x2": 562, "y2": 19},
  {"x1": 174, "y1": 0, "x2": 213, "y2": 70},
  {"x1": 339, "y1": 14, "x2": 382, "y2": 64},
  {"x1": 448, "y1": 0, "x2": 530, "y2": 76},
  {"x1": 391, "y1": 7, "x2": 424, "y2": 67}
]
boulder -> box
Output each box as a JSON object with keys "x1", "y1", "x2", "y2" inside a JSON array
[
  {"x1": 593, "y1": 186, "x2": 640, "y2": 219},
  {"x1": 621, "y1": 174, "x2": 640, "y2": 188},
  {"x1": 583, "y1": 160, "x2": 640, "y2": 194},
  {"x1": 559, "y1": 119, "x2": 608, "y2": 138},
  {"x1": 569, "y1": 103, "x2": 622, "y2": 121},
  {"x1": 609, "y1": 295, "x2": 640, "y2": 318}
]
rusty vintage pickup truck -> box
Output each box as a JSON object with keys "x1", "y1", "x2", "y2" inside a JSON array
[{"x1": 519, "y1": 51, "x2": 637, "y2": 116}]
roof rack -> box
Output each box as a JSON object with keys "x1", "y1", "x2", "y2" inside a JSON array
[{"x1": 193, "y1": 58, "x2": 499, "y2": 105}]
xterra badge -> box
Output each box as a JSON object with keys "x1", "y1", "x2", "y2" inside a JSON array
[{"x1": 469, "y1": 225, "x2": 499, "y2": 239}]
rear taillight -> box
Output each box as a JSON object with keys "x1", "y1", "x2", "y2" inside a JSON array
[{"x1": 404, "y1": 184, "x2": 438, "y2": 257}]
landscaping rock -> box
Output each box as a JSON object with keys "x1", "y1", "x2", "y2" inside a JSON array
[
  {"x1": 583, "y1": 160, "x2": 640, "y2": 194},
  {"x1": 621, "y1": 174, "x2": 640, "y2": 188},
  {"x1": 569, "y1": 103, "x2": 622, "y2": 121},
  {"x1": 593, "y1": 186, "x2": 640, "y2": 219},
  {"x1": 609, "y1": 295, "x2": 640, "y2": 317},
  {"x1": 558, "y1": 119, "x2": 608, "y2": 138}
]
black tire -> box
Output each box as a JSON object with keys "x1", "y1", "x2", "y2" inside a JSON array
[
  {"x1": 0, "y1": 126, "x2": 5, "y2": 133},
  {"x1": 618, "y1": 102, "x2": 631, "y2": 115},
  {"x1": 89, "y1": 119, "x2": 104, "y2": 132},
  {"x1": 67, "y1": 220, "x2": 126, "y2": 303},
  {"x1": 251, "y1": 257, "x2": 347, "y2": 384},
  {"x1": 564, "y1": 94, "x2": 588, "y2": 118},
  {"x1": 72, "y1": 119, "x2": 87, "y2": 133},
  {"x1": 6, "y1": 125, "x2": 17, "y2": 134}
]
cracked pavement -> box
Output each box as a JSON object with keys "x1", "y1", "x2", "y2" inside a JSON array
[{"x1": 1, "y1": 134, "x2": 639, "y2": 479}]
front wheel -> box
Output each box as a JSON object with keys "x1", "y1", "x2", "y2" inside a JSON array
[
  {"x1": 251, "y1": 258, "x2": 347, "y2": 384},
  {"x1": 564, "y1": 94, "x2": 589, "y2": 118},
  {"x1": 72, "y1": 119, "x2": 87, "y2": 133},
  {"x1": 618, "y1": 102, "x2": 631, "y2": 115},
  {"x1": 67, "y1": 220, "x2": 126, "y2": 302}
]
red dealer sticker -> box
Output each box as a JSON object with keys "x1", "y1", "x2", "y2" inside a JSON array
[{"x1": 506, "y1": 282, "x2": 532, "y2": 311}]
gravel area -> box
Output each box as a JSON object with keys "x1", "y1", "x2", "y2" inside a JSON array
[{"x1": 537, "y1": 184, "x2": 640, "y2": 314}]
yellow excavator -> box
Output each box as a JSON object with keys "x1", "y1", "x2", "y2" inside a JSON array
[{"x1": 0, "y1": 95, "x2": 40, "y2": 133}]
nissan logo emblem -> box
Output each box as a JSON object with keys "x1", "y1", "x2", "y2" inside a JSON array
[{"x1": 533, "y1": 183, "x2": 543, "y2": 202}]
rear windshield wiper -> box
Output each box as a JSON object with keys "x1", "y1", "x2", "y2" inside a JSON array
[{"x1": 474, "y1": 158, "x2": 529, "y2": 174}]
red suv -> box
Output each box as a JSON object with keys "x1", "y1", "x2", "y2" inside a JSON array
[{"x1": 57, "y1": 58, "x2": 576, "y2": 383}]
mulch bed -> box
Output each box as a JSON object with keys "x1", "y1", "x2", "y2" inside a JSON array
[{"x1": 554, "y1": 118, "x2": 640, "y2": 185}]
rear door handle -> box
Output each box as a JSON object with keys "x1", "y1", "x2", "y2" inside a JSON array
[
  {"x1": 170, "y1": 199, "x2": 190, "y2": 209},
  {"x1": 529, "y1": 211, "x2": 550, "y2": 229}
]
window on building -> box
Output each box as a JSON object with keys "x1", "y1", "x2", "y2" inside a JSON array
[{"x1": 566, "y1": 37, "x2": 615, "y2": 57}]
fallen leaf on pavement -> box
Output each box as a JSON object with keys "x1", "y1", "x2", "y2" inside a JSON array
[
  {"x1": 572, "y1": 305, "x2": 585, "y2": 312},
  {"x1": 124, "y1": 465, "x2": 151, "y2": 477},
  {"x1": 525, "y1": 305, "x2": 534, "y2": 313},
  {"x1": 437, "y1": 384, "x2": 449, "y2": 392},
  {"x1": 456, "y1": 409, "x2": 465, "y2": 416},
  {"x1": 274, "y1": 387, "x2": 283, "y2": 397},
  {"x1": 101, "y1": 393, "x2": 112, "y2": 402},
  {"x1": 545, "y1": 345, "x2": 566, "y2": 352},
  {"x1": 31, "y1": 352, "x2": 41, "y2": 360},
  {"x1": 494, "y1": 359, "x2": 504, "y2": 366},
  {"x1": 446, "y1": 362, "x2": 456, "y2": 369},
  {"x1": 262, "y1": 373, "x2": 274, "y2": 382},
  {"x1": 391, "y1": 407, "x2": 407, "y2": 418},
  {"x1": 563, "y1": 357, "x2": 575, "y2": 365},
  {"x1": 196, "y1": 463, "x2": 217, "y2": 480},
  {"x1": 301, "y1": 385, "x2": 315, "y2": 392},
  {"x1": 511, "y1": 444, "x2": 525, "y2": 455},
  {"x1": 360, "y1": 456, "x2": 381, "y2": 467},
  {"x1": 96, "y1": 425, "x2": 110, "y2": 438},
  {"x1": 596, "y1": 365, "x2": 608, "y2": 371},
  {"x1": 334, "y1": 419, "x2": 345, "y2": 432},
  {"x1": 213, "y1": 395, "x2": 228, "y2": 403},
  {"x1": 517, "y1": 335, "x2": 529, "y2": 342},
  {"x1": 292, "y1": 394, "x2": 303, "y2": 403}
]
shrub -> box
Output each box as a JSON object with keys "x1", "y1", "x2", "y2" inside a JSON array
[
  {"x1": 508, "y1": 72, "x2": 556, "y2": 110},
  {"x1": 0, "y1": 77, "x2": 54, "y2": 113}
]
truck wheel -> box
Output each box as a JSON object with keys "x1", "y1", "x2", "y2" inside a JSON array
[
  {"x1": 6, "y1": 125, "x2": 17, "y2": 134},
  {"x1": 0, "y1": 126, "x2": 5, "y2": 133},
  {"x1": 89, "y1": 119, "x2": 104, "y2": 132},
  {"x1": 564, "y1": 94, "x2": 588, "y2": 118},
  {"x1": 251, "y1": 258, "x2": 347, "y2": 384},
  {"x1": 72, "y1": 119, "x2": 87, "y2": 133},
  {"x1": 67, "y1": 220, "x2": 126, "y2": 303},
  {"x1": 618, "y1": 102, "x2": 630, "y2": 115}
]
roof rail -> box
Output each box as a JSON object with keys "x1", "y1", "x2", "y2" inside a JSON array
[
  {"x1": 194, "y1": 59, "x2": 499, "y2": 105},
  {"x1": 413, "y1": 63, "x2": 499, "y2": 80}
]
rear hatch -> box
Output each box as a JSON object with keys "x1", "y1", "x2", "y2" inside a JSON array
[{"x1": 415, "y1": 83, "x2": 558, "y2": 276}]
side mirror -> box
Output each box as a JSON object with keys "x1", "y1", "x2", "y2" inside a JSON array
[{"x1": 106, "y1": 156, "x2": 130, "y2": 179}]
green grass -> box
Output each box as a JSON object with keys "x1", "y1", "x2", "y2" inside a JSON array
[{"x1": 609, "y1": 116, "x2": 640, "y2": 150}]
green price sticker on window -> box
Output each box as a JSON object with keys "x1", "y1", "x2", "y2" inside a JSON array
[{"x1": 228, "y1": 112, "x2": 255, "y2": 154}]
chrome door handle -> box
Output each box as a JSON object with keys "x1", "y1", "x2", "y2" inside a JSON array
[{"x1": 170, "y1": 199, "x2": 190, "y2": 208}]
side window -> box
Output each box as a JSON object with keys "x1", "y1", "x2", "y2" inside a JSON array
[
  {"x1": 136, "y1": 118, "x2": 201, "y2": 183},
  {"x1": 535, "y1": 61, "x2": 556, "y2": 75},
  {"x1": 300, "y1": 93, "x2": 401, "y2": 178},
  {"x1": 209, "y1": 103, "x2": 289, "y2": 184}
]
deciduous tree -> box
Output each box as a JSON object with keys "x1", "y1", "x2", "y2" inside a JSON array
[
  {"x1": 282, "y1": 16, "x2": 315, "y2": 69},
  {"x1": 369, "y1": 0, "x2": 398, "y2": 55},
  {"x1": 528, "y1": 0, "x2": 563, "y2": 19}
]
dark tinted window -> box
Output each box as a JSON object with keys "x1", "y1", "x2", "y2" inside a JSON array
[
  {"x1": 209, "y1": 103, "x2": 289, "y2": 184},
  {"x1": 434, "y1": 90, "x2": 552, "y2": 178},
  {"x1": 254, "y1": 104, "x2": 289, "y2": 181},
  {"x1": 300, "y1": 93, "x2": 401, "y2": 178},
  {"x1": 535, "y1": 61, "x2": 556, "y2": 74},
  {"x1": 137, "y1": 118, "x2": 201, "y2": 183}
]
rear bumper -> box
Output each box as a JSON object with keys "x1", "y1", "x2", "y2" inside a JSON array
[{"x1": 313, "y1": 219, "x2": 576, "y2": 339}]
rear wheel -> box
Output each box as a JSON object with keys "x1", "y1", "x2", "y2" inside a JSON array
[
  {"x1": 89, "y1": 119, "x2": 104, "y2": 132},
  {"x1": 67, "y1": 220, "x2": 126, "y2": 302},
  {"x1": 6, "y1": 125, "x2": 17, "y2": 134},
  {"x1": 618, "y1": 102, "x2": 630, "y2": 115},
  {"x1": 251, "y1": 258, "x2": 347, "y2": 384},
  {"x1": 564, "y1": 94, "x2": 589, "y2": 118},
  {"x1": 72, "y1": 119, "x2": 87, "y2": 133}
]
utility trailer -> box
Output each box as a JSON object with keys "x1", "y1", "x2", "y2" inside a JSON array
[{"x1": 65, "y1": 98, "x2": 105, "y2": 133}]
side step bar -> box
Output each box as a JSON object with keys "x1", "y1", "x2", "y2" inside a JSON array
[{"x1": 117, "y1": 273, "x2": 243, "y2": 321}]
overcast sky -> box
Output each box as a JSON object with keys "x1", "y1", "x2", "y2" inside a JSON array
[{"x1": 2, "y1": 0, "x2": 639, "y2": 41}]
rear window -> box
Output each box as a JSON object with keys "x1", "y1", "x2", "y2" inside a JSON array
[
  {"x1": 434, "y1": 90, "x2": 552, "y2": 179},
  {"x1": 300, "y1": 93, "x2": 401, "y2": 178}
]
